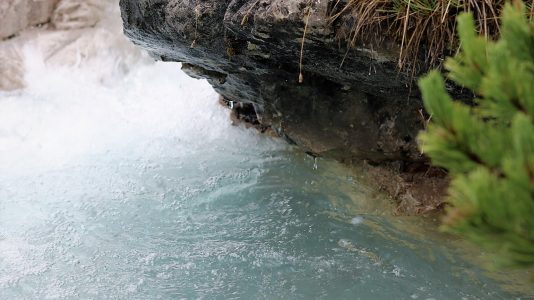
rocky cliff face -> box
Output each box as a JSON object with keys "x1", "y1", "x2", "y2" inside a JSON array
[
  {"x1": 0, "y1": 0, "x2": 59, "y2": 40},
  {"x1": 120, "y1": 0, "x2": 433, "y2": 166},
  {"x1": 0, "y1": 0, "x2": 141, "y2": 91}
]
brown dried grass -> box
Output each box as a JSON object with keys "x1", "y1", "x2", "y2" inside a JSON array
[{"x1": 329, "y1": 0, "x2": 532, "y2": 72}]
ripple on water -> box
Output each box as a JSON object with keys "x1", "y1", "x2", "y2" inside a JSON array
[{"x1": 0, "y1": 149, "x2": 526, "y2": 299}]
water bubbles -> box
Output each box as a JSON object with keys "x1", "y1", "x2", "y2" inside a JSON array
[
  {"x1": 391, "y1": 265, "x2": 402, "y2": 277},
  {"x1": 338, "y1": 239, "x2": 353, "y2": 249},
  {"x1": 350, "y1": 216, "x2": 364, "y2": 225}
]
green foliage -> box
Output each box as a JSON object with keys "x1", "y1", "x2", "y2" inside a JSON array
[{"x1": 418, "y1": 2, "x2": 534, "y2": 268}]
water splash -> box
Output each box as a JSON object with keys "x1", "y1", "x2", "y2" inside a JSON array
[{"x1": 0, "y1": 27, "x2": 282, "y2": 175}]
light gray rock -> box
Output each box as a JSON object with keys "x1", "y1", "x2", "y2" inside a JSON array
[
  {"x1": 0, "y1": 41, "x2": 24, "y2": 90},
  {"x1": 0, "y1": 0, "x2": 59, "y2": 40},
  {"x1": 0, "y1": 0, "x2": 144, "y2": 91},
  {"x1": 52, "y1": 0, "x2": 103, "y2": 30}
]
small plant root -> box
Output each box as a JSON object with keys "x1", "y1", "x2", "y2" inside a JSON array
[
  {"x1": 417, "y1": 108, "x2": 432, "y2": 155},
  {"x1": 299, "y1": 3, "x2": 313, "y2": 83},
  {"x1": 191, "y1": 5, "x2": 200, "y2": 48},
  {"x1": 241, "y1": 0, "x2": 261, "y2": 26}
]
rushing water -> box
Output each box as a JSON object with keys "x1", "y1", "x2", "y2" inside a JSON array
[{"x1": 0, "y1": 5, "x2": 531, "y2": 299}]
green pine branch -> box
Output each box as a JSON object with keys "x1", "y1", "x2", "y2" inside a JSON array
[{"x1": 418, "y1": 2, "x2": 534, "y2": 269}]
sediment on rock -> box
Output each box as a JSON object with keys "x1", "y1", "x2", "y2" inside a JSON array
[{"x1": 360, "y1": 162, "x2": 448, "y2": 215}]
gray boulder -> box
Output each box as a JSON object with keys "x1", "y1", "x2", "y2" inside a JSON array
[{"x1": 120, "y1": 0, "x2": 431, "y2": 164}]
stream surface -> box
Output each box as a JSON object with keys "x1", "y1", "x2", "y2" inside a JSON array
[{"x1": 0, "y1": 7, "x2": 530, "y2": 298}]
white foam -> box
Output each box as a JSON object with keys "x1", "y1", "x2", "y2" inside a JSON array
[{"x1": 0, "y1": 1, "x2": 284, "y2": 175}]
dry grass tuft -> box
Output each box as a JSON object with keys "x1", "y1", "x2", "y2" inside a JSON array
[{"x1": 329, "y1": 0, "x2": 533, "y2": 72}]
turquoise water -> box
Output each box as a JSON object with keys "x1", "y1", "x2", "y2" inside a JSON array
[
  {"x1": 0, "y1": 39, "x2": 528, "y2": 299},
  {"x1": 0, "y1": 148, "x2": 521, "y2": 299}
]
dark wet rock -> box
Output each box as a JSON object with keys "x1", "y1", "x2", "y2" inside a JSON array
[{"x1": 119, "y1": 0, "x2": 431, "y2": 164}]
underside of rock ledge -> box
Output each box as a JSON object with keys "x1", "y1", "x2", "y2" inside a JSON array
[{"x1": 119, "y1": 0, "x2": 434, "y2": 165}]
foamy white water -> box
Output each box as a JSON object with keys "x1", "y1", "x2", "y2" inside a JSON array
[
  {"x1": 0, "y1": 1, "x2": 529, "y2": 299},
  {"x1": 0, "y1": 48, "x2": 280, "y2": 174}
]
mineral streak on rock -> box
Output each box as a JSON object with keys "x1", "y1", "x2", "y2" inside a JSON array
[{"x1": 119, "y1": 0, "x2": 427, "y2": 164}]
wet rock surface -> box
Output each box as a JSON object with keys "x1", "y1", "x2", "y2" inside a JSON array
[{"x1": 119, "y1": 0, "x2": 432, "y2": 164}]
